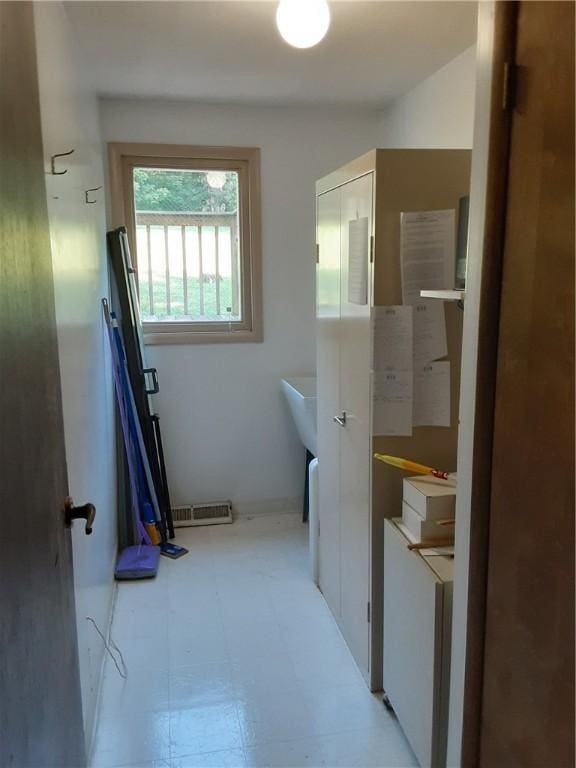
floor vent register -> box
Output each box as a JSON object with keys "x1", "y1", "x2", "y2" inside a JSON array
[{"x1": 171, "y1": 501, "x2": 233, "y2": 527}]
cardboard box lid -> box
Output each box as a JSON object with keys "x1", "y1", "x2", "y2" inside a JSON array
[{"x1": 403, "y1": 475, "x2": 456, "y2": 499}]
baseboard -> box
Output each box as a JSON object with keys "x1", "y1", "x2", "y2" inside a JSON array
[{"x1": 233, "y1": 496, "x2": 301, "y2": 518}]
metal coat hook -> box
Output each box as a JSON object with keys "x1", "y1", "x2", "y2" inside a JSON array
[
  {"x1": 85, "y1": 186, "x2": 102, "y2": 204},
  {"x1": 50, "y1": 149, "x2": 75, "y2": 175}
]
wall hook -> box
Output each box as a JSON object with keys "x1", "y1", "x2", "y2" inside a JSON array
[
  {"x1": 50, "y1": 149, "x2": 75, "y2": 175},
  {"x1": 85, "y1": 186, "x2": 102, "y2": 204}
]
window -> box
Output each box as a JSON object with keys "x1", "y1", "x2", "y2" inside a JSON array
[{"x1": 108, "y1": 144, "x2": 262, "y2": 343}]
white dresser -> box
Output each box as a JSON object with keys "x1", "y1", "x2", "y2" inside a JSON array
[{"x1": 383, "y1": 519, "x2": 453, "y2": 768}]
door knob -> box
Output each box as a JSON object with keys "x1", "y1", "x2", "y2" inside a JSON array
[
  {"x1": 333, "y1": 411, "x2": 347, "y2": 427},
  {"x1": 64, "y1": 497, "x2": 96, "y2": 535}
]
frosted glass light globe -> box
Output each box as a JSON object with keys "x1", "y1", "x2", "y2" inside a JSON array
[
  {"x1": 206, "y1": 171, "x2": 227, "y2": 190},
  {"x1": 276, "y1": 0, "x2": 331, "y2": 49}
]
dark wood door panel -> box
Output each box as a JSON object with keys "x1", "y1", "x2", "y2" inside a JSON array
[
  {"x1": 0, "y1": 3, "x2": 85, "y2": 766},
  {"x1": 479, "y1": 3, "x2": 575, "y2": 767}
]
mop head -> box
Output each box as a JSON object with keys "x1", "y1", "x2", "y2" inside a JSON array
[{"x1": 115, "y1": 545, "x2": 160, "y2": 580}]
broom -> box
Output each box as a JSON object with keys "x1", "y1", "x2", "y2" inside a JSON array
[{"x1": 373, "y1": 453, "x2": 454, "y2": 482}]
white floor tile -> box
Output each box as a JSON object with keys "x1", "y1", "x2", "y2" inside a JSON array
[
  {"x1": 170, "y1": 748, "x2": 247, "y2": 767},
  {"x1": 318, "y1": 727, "x2": 418, "y2": 768},
  {"x1": 91, "y1": 711, "x2": 170, "y2": 767},
  {"x1": 99, "y1": 663, "x2": 170, "y2": 715},
  {"x1": 303, "y1": 684, "x2": 394, "y2": 738},
  {"x1": 111, "y1": 602, "x2": 169, "y2": 642},
  {"x1": 289, "y1": 644, "x2": 365, "y2": 691},
  {"x1": 168, "y1": 615, "x2": 229, "y2": 667},
  {"x1": 169, "y1": 662, "x2": 235, "y2": 710},
  {"x1": 225, "y1": 620, "x2": 287, "y2": 665},
  {"x1": 230, "y1": 655, "x2": 300, "y2": 696},
  {"x1": 92, "y1": 512, "x2": 416, "y2": 768},
  {"x1": 244, "y1": 737, "x2": 326, "y2": 768},
  {"x1": 117, "y1": 636, "x2": 171, "y2": 676},
  {"x1": 219, "y1": 597, "x2": 277, "y2": 628},
  {"x1": 109, "y1": 760, "x2": 171, "y2": 768},
  {"x1": 170, "y1": 703, "x2": 244, "y2": 758},
  {"x1": 236, "y1": 687, "x2": 316, "y2": 747}
]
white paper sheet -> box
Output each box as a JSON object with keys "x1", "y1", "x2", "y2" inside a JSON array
[
  {"x1": 413, "y1": 300, "x2": 447, "y2": 364},
  {"x1": 348, "y1": 217, "x2": 369, "y2": 305},
  {"x1": 414, "y1": 361, "x2": 451, "y2": 427},
  {"x1": 373, "y1": 370, "x2": 413, "y2": 436},
  {"x1": 400, "y1": 209, "x2": 455, "y2": 305},
  {"x1": 373, "y1": 305, "x2": 413, "y2": 370}
]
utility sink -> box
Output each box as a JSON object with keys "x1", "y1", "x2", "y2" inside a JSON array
[{"x1": 281, "y1": 376, "x2": 317, "y2": 457}]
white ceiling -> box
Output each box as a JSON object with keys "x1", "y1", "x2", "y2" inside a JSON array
[{"x1": 65, "y1": 1, "x2": 477, "y2": 108}]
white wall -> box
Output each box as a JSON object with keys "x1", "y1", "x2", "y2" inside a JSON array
[
  {"x1": 98, "y1": 45, "x2": 477, "y2": 512},
  {"x1": 101, "y1": 100, "x2": 378, "y2": 511},
  {"x1": 377, "y1": 45, "x2": 476, "y2": 149},
  {"x1": 34, "y1": 2, "x2": 116, "y2": 751}
]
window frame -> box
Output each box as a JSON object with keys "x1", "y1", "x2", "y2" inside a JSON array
[{"x1": 108, "y1": 143, "x2": 262, "y2": 344}]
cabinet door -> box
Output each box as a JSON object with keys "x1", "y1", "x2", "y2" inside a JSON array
[
  {"x1": 339, "y1": 172, "x2": 374, "y2": 677},
  {"x1": 316, "y1": 187, "x2": 342, "y2": 617},
  {"x1": 384, "y1": 521, "x2": 444, "y2": 768}
]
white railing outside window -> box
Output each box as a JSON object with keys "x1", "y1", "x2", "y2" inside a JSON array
[{"x1": 135, "y1": 212, "x2": 241, "y2": 322}]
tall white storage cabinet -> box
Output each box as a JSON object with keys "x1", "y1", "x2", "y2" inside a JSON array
[
  {"x1": 316, "y1": 150, "x2": 470, "y2": 690},
  {"x1": 317, "y1": 171, "x2": 374, "y2": 679}
]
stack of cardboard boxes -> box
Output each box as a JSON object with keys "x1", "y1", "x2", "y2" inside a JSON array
[{"x1": 397, "y1": 475, "x2": 456, "y2": 546}]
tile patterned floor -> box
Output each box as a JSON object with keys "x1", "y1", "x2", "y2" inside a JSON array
[{"x1": 91, "y1": 511, "x2": 416, "y2": 768}]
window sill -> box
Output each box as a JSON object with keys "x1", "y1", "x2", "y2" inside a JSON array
[{"x1": 143, "y1": 328, "x2": 263, "y2": 345}]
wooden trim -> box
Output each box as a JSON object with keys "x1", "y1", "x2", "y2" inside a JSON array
[
  {"x1": 143, "y1": 329, "x2": 261, "y2": 345},
  {"x1": 107, "y1": 142, "x2": 262, "y2": 344},
  {"x1": 109, "y1": 142, "x2": 260, "y2": 165},
  {"x1": 316, "y1": 150, "x2": 377, "y2": 195},
  {"x1": 460, "y1": 3, "x2": 518, "y2": 766},
  {"x1": 143, "y1": 318, "x2": 248, "y2": 334}
]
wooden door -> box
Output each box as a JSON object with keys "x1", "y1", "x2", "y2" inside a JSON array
[
  {"x1": 338, "y1": 173, "x2": 374, "y2": 678},
  {"x1": 316, "y1": 188, "x2": 342, "y2": 618},
  {"x1": 0, "y1": 4, "x2": 86, "y2": 766},
  {"x1": 476, "y1": 2, "x2": 575, "y2": 766}
]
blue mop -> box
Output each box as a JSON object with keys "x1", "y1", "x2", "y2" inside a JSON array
[{"x1": 103, "y1": 299, "x2": 160, "y2": 579}]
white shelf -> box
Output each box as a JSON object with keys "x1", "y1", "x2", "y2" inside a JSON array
[{"x1": 420, "y1": 289, "x2": 465, "y2": 301}]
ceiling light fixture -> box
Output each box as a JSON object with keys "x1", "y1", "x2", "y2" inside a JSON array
[{"x1": 276, "y1": 0, "x2": 331, "y2": 49}]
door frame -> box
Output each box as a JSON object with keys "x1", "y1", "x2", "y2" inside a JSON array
[
  {"x1": 447, "y1": 2, "x2": 518, "y2": 764},
  {"x1": 449, "y1": 1, "x2": 574, "y2": 764}
]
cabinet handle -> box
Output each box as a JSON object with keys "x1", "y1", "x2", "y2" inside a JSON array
[{"x1": 333, "y1": 412, "x2": 347, "y2": 427}]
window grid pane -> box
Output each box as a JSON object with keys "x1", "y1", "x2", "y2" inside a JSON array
[{"x1": 133, "y1": 167, "x2": 241, "y2": 323}]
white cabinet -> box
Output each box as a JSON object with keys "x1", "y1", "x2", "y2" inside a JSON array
[
  {"x1": 383, "y1": 519, "x2": 453, "y2": 768},
  {"x1": 316, "y1": 187, "x2": 344, "y2": 619},
  {"x1": 316, "y1": 150, "x2": 470, "y2": 690},
  {"x1": 316, "y1": 173, "x2": 374, "y2": 679}
]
